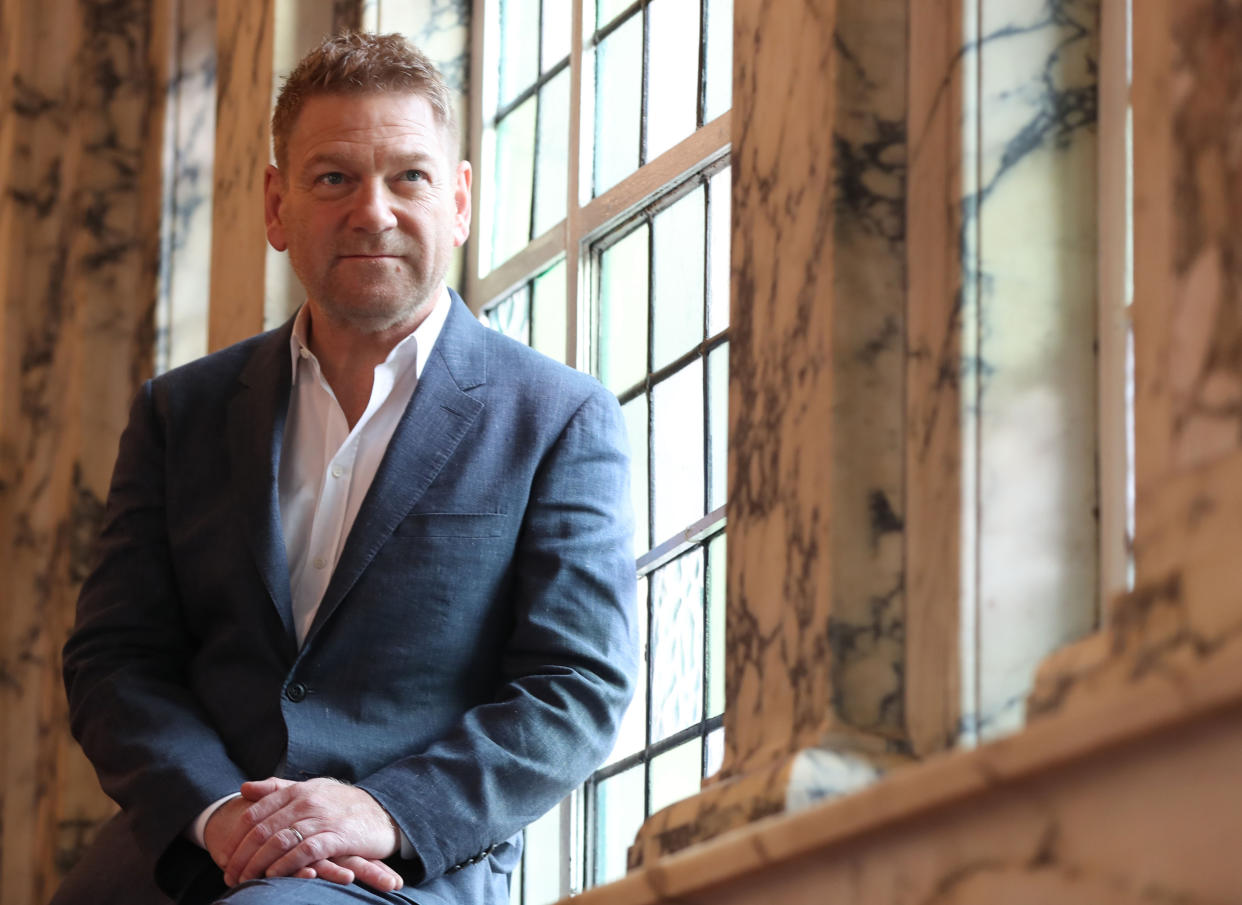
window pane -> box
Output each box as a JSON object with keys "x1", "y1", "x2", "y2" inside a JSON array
[
  {"x1": 499, "y1": 0, "x2": 540, "y2": 108},
  {"x1": 646, "y1": 0, "x2": 701, "y2": 161},
  {"x1": 531, "y1": 259, "x2": 568, "y2": 361},
  {"x1": 708, "y1": 166, "x2": 731, "y2": 336},
  {"x1": 485, "y1": 286, "x2": 531, "y2": 345},
  {"x1": 652, "y1": 186, "x2": 706, "y2": 371},
  {"x1": 621, "y1": 395, "x2": 650, "y2": 555},
  {"x1": 652, "y1": 360, "x2": 705, "y2": 542},
  {"x1": 541, "y1": 0, "x2": 571, "y2": 71},
  {"x1": 533, "y1": 69, "x2": 570, "y2": 237},
  {"x1": 596, "y1": 0, "x2": 632, "y2": 31},
  {"x1": 650, "y1": 549, "x2": 704, "y2": 742},
  {"x1": 598, "y1": 224, "x2": 649, "y2": 393},
  {"x1": 605, "y1": 575, "x2": 647, "y2": 765},
  {"x1": 707, "y1": 533, "x2": 726, "y2": 717},
  {"x1": 649, "y1": 736, "x2": 702, "y2": 814},
  {"x1": 705, "y1": 726, "x2": 725, "y2": 777},
  {"x1": 708, "y1": 342, "x2": 727, "y2": 510},
  {"x1": 488, "y1": 98, "x2": 538, "y2": 269},
  {"x1": 523, "y1": 803, "x2": 565, "y2": 905},
  {"x1": 594, "y1": 765, "x2": 645, "y2": 885},
  {"x1": 704, "y1": 0, "x2": 733, "y2": 122},
  {"x1": 593, "y1": 13, "x2": 642, "y2": 195}
]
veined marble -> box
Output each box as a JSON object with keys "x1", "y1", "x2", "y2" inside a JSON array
[
  {"x1": 0, "y1": 0, "x2": 170, "y2": 900},
  {"x1": 159, "y1": 0, "x2": 217, "y2": 372},
  {"x1": 1164, "y1": 3, "x2": 1242, "y2": 472},
  {"x1": 954, "y1": 0, "x2": 1100, "y2": 742},
  {"x1": 830, "y1": 0, "x2": 908, "y2": 743}
]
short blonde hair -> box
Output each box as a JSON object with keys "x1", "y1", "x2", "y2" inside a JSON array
[{"x1": 271, "y1": 32, "x2": 457, "y2": 169}]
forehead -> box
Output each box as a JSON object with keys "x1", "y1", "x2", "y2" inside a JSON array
[{"x1": 285, "y1": 92, "x2": 451, "y2": 165}]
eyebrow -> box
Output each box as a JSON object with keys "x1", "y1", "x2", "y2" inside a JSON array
[{"x1": 302, "y1": 150, "x2": 440, "y2": 171}]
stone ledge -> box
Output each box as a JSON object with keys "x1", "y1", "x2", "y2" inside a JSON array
[{"x1": 566, "y1": 625, "x2": 1242, "y2": 905}]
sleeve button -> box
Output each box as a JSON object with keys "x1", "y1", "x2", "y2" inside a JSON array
[{"x1": 286, "y1": 682, "x2": 308, "y2": 702}]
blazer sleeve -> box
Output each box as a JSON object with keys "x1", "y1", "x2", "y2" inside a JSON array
[
  {"x1": 61, "y1": 381, "x2": 250, "y2": 866},
  {"x1": 355, "y1": 382, "x2": 640, "y2": 881}
]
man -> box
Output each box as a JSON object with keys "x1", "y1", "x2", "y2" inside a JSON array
[{"x1": 53, "y1": 32, "x2": 637, "y2": 905}]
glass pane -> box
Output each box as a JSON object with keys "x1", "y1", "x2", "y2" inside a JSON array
[
  {"x1": 652, "y1": 186, "x2": 706, "y2": 371},
  {"x1": 531, "y1": 259, "x2": 568, "y2": 362},
  {"x1": 649, "y1": 736, "x2": 702, "y2": 814},
  {"x1": 596, "y1": 0, "x2": 633, "y2": 31},
  {"x1": 485, "y1": 286, "x2": 531, "y2": 345},
  {"x1": 650, "y1": 549, "x2": 704, "y2": 742},
  {"x1": 707, "y1": 533, "x2": 726, "y2": 717},
  {"x1": 652, "y1": 360, "x2": 705, "y2": 542},
  {"x1": 708, "y1": 342, "x2": 727, "y2": 510},
  {"x1": 605, "y1": 575, "x2": 648, "y2": 765},
  {"x1": 708, "y1": 166, "x2": 731, "y2": 336},
  {"x1": 541, "y1": 0, "x2": 571, "y2": 71},
  {"x1": 533, "y1": 69, "x2": 570, "y2": 237},
  {"x1": 500, "y1": 0, "x2": 540, "y2": 108},
  {"x1": 594, "y1": 765, "x2": 645, "y2": 885},
  {"x1": 704, "y1": 0, "x2": 733, "y2": 122},
  {"x1": 489, "y1": 98, "x2": 537, "y2": 269},
  {"x1": 580, "y1": 44, "x2": 597, "y2": 207},
  {"x1": 705, "y1": 727, "x2": 725, "y2": 777},
  {"x1": 646, "y1": 0, "x2": 701, "y2": 161},
  {"x1": 598, "y1": 224, "x2": 650, "y2": 393},
  {"x1": 621, "y1": 395, "x2": 650, "y2": 555},
  {"x1": 523, "y1": 802, "x2": 564, "y2": 905},
  {"x1": 593, "y1": 14, "x2": 642, "y2": 195}
]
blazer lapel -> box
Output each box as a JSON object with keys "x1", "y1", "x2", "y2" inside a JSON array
[
  {"x1": 227, "y1": 322, "x2": 298, "y2": 654},
  {"x1": 304, "y1": 294, "x2": 487, "y2": 645}
]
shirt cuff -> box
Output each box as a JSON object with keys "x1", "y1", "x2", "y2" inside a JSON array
[{"x1": 188, "y1": 792, "x2": 243, "y2": 848}]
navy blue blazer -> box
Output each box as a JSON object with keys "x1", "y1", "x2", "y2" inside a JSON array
[{"x1": 62, "y1": 292, "x2": 638, "y2": 904}]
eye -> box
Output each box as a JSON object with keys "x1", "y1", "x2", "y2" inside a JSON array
[
  {"x1": 400, "y1": 169, "x2": 426, "y2": 182},
  {"x1": 315, "y1": 172, "x2": 346, "y2": 186}
]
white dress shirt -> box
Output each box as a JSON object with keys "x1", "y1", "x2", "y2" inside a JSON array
[{"x1": 188, "y1": 286, "x2": 450, "y2": 850}]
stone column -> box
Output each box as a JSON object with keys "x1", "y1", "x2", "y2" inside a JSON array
[
  {"x1": 631, "y1": 0, "x2": 1101, "y2": 866},
  {"x1": 1027, "y1": 0, "x2": 1242, "y2": 733},
  {"x1": 0, "y1": 1, "x2": 171, "y2": 900}
]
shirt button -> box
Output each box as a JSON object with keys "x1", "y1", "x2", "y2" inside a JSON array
[
  {"x1": 330, "y1": 465, "x2": 344, "y2": 478},
  {"x1": 312, "y1": 556, "x2": 327, "y2": 570},
  {"x1": 286, "y1": 682, "x2": 308, "y2": 703}
]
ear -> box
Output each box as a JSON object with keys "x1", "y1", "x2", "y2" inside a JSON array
[
  {"x1": 452, "y1": 160, "x2": 472, "y2": 249},
  {"x1": 264, "y1": 165, "x2": 288, "y2": 252}
]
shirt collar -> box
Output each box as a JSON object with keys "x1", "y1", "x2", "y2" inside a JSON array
[{"x1": 288, "y1": 285, "x2": 453, "y2": 384}]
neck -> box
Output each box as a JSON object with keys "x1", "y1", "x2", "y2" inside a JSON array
[{"x1": 303, "y1": 301, "x2": 431, "y2": 429}]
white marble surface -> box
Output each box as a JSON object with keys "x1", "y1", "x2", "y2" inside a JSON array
[
  {"x1": 958, "y1": 0, "x2": 1100, "y2": 742},
  {"x1": 159, "y1": 0, "x2": 217, "y2": 371}
]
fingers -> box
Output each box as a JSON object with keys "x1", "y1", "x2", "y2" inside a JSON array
[
  {"x1": 330, "y1": 855, "x2": 404, "y2": 892},
  {"x1": 240, "y1": 777, "x2": 293, "y2": 801},
  {"x1": 307, "y1": 859, "x2": 354, "y2": 885}
]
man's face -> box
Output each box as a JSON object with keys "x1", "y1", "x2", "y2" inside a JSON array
[{"x1": 264, "y1": 91, "x2": 471, "y2": 334}]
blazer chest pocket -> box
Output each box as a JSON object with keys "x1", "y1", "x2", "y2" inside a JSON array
[{"x1": 392, "y1": 512, "x2": 506, "y2": 538}]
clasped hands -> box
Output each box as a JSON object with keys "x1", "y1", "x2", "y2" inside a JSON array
[{"x1": 204, "y1": 777, "x2": 404, "y2": 891}]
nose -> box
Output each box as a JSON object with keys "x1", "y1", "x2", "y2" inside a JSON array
[{"x1": 348, "y1": 178, "x2": 398, "y2": 233}]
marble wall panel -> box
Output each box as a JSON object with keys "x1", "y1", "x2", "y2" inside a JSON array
[
  {"x1": 969, "y1": 0, "x2": 1100, "y2": 741},
  {"x1": 159, "y1": 0, "x2": 217, "y2": 371},
  {"x1": 724, "y1": 0, "x2": 838, "y2": 775},
  {"x1": 0, "y1": 0, "x2": 171, "y2": 900},
  {"x1": 208, "y1": 0, "x2": 274, "y2": 351},
  {"x1": 1162, "y1": 3, "x2": 1242, "y2": 472},
  {"x1": 907, "y1": 0, "x2": 1100, "y2": 747},
  {"x1": 829, "y1": 0, "x2": 909, "y2": 743}
]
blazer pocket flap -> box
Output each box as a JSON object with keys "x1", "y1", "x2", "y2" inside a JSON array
[{"x1": 393, "y1": 512, "x2": 506, "y2": 537}]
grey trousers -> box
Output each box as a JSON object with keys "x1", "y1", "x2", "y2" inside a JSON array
[{"x1": 47, "y1": 813, "x2": 416, "y2": 905}]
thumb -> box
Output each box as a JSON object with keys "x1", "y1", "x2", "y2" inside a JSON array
[{"x1": 240, "y1": 776, "x2": 293, "y2": 800}]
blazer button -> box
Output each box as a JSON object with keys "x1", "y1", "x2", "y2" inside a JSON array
[{"x1": 286, "y1": 682, "x2": 308, "y2": 703}]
